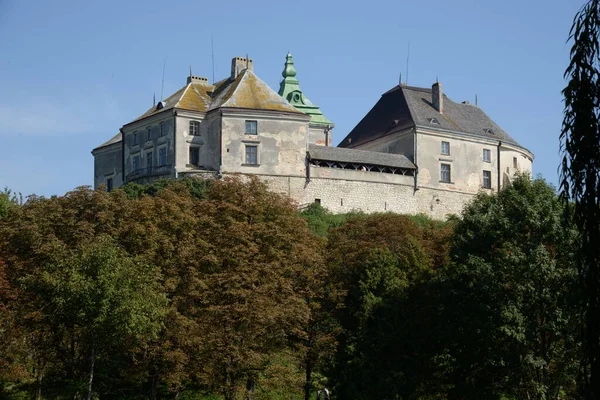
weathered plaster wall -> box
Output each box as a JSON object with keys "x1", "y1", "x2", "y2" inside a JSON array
[
  {"x1": 174, "y1": 111, "x2": 220, "y2": 173},
  {"x1": 309, "y1": 125, "x2": 332, "y2": 146},
  {"x1": 220, "y1": 112, "x2": 309, "y2": 177},
  {"x1": 415, "y1": 129, "x2": 533, "y2": 194},
  {"x1": 93, "y1": 143, "x2": 123, "y2": 190},
  {"x1": 123, "y1": 113, "x2": 175, "y2": 183},
  {"x1": 500, "y1": 144, "x2": 534, "y2": 186}
]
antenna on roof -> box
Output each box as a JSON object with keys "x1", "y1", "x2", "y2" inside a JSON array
[
  {"x1": 399, "y1": 72, "x2": 402, "y2": 86},
  {"x1": 436, "y1": 76, "x2": 438, "y2": 83},
  {"x1": 246, "y1": 53, "x2": 249, "y2": 69},
  {"x1": 153, "y1": 92, "x2": 156, "y2": 106},
  {"x1": 211, "y1": 34, "x2": 215, "y2": 84},
  {"x1": 189, "y1": 65, "x2": 192, "y2": 79},
  {"x1": 161, "y1": 58, "x2": 166, "y2": 100},
  {"x1": 405, "y1": 40, "x2": 410, "y2": 86},
  {"x1": 475, "y1": 94, "x2": 478, "y2": 106}
]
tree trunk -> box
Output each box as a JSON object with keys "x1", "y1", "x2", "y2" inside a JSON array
[
  {"x1": 304, "y1": 359, "x2": 313, "y2": 400},
  {"x1": 150, "y1": 374, "x2": 158, "y2": 400},
  {"x1": 35, "y1": 369, "x2": 43, "y2": 400},
  {"x1": 86, "y1": 340, "x2": 95, "y2": 400}
]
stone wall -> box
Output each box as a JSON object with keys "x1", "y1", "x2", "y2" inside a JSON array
[{"x1": 243, "y1": 169, "x2": 477, "y2": 220}]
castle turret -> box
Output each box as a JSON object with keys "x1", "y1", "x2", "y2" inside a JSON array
[{"x1": 278, "y1": 53, "x2": 334, "y2": 146}]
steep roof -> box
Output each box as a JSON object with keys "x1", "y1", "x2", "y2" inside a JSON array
[
  {"x1": 210, "y1": 69, "x2": 304, "y2": 114},
  {"x1": 340, "y1": 85, "x2": 521, "y2": 148},
  {"x1": 308, "y1": 144, "x2": 415, "y2": 170},
  {"x1": 128, "y1": 81, "x2": 214, "y2": 125},
  {"x1": 97, "y1": 68, "x2": 306, "y2": 151},
  {"x1": 92, "y1": 133, "x2": 122, "y2": 152}
]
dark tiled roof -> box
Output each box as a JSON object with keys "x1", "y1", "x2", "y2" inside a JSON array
[
  {"x1": 402, "y1": 86, "x2": 518, "y2": 144},
  {"x1": 92, "y1": 133, "x2": 122, "y2": 152},
  {"x1": 308, "y1": 144, "x2": 415, "y2": 170},
  {"x1": 339, "y1": 86, "x2": 413, "y2": 148},
  {"x1": 339, "y1": 85, "x2": 521, "y2": 148}
]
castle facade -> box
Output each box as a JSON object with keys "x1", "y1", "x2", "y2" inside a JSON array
[{"x1": 92, "y1": 55, "x2": 533, "y2": 219}]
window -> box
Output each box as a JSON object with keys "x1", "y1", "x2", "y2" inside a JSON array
[
  {"x1": 513, "y1": 157, "x2": 518, "y2": 169},
  {"x1": 189, "y1": 147, "x2": 200, "y2": 166},
  {"x1": 159, "y1": 147, "x2": 167, "y2": 166},
  {"x1": 484, "y1": 128, "x2": 495, "y2": 135},
  {"x1": 146, "y1": 151, "x2": 153, "y2": 170},
  {"x1": 132, "y1": 155, "x2": 140, "y2": 172},
  {"x1": 147, "y1": 127, "x2": 152, "y2": 142},
  {"x1": 133, "y1": 131, "x2": 139, "y2": 146},
  {"x1": 245, "y1": 145, "x2": 258, "y2": 165},
  {"x1": 106, "y1": 178, "x2": 113, "y2": 192},
  {"x1": 189, "y1": 121, "x2": 200, "y2": 136},
  {"x1": 428, "y1": 117, "x2": 440, "y2": 125},
  {"x1": 440, "y1": 163, "x2": 451, "y2": 183},
  {"x1": 245, "y1": 120, "x2": 257, "y2": 135},
  {"x1": 483, "y1": 149, "x2": 491, "y2": 163},
  {"x1": 483, "y1": 170, "x2": 492, "y2": 189},
  {"x1": 441, "y1": 141, "x2": 450, "y2": 155},
  {"x1": 314, "y1": 199, "x2": 321, "y2": 205},
  {"x1": 160, "y1": 122, "x2": 164, "y2": 137}
]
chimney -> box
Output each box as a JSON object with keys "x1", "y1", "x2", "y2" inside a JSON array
[
  {"x1": 187, "y1": 75, "x2": 209, "y2": 85},
  {"x1": 432, "y1": 82, "x2": 443, "y2": 113},
  {"x1": 231, "y1": 56, "x2": 254, "y2": 80}
]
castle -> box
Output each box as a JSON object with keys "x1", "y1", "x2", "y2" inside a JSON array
[{"x1": 92, "y1": 54, "x2": 533, "y2": 219}]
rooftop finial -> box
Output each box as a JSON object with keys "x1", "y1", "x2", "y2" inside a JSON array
[{"x1": 282, "y1": 52, "x2": 297, "y2": 78}]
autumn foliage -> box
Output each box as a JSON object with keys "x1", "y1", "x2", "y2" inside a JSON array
[{"x1": 0, "y1": 175, "x2": 585, "y2": 400}]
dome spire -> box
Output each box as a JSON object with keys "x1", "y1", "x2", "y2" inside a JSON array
[
  {"x1": 277, "y1": 52, "x2": 334, "y2": 129},
  {"x1": 282, "y1": 52, "x2": 297, "y2": 78}
]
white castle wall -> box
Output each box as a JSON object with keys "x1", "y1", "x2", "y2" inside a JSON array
[{"x1": 250, "y1": 168, "x2": 478, "y2": 220}]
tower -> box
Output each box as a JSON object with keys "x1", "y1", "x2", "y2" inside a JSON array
[{"x1": 278, "y1": 53, "x2": 334, "y2": 146}]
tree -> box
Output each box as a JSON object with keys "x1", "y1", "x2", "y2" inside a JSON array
[
  {"x1": 20, "y1": 237, "x2": 167, "y2": 400},
  {"x1": 190, "y1": 176, "x2": 323, "y2": 400},
  {"x1": 0, "y1": 187, "x2": 168, "y2": 399},
  {"x1": 0, "y1": 188, "x2": 21, "y2": 220},
  {"x1": 324, "y1": 214, "x2": 453, "y2": 399},
  {"x1": 442, "y1": 175, "x2": 581, "y2": 399},
  {"x1": 561, "y1": 1, "x2": 600, "y2": 397}
]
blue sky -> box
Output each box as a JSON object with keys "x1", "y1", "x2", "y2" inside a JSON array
[{"x1": 0, "y1": 0, "x2": 584, "y2": 197}]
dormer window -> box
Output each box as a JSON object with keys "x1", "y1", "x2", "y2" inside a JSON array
[
  {"x1": 133, "y1": 131, "x2": 139, "y2": 146},
  {"x1": 484, "y1": 128, "x2": 495, "y2": 135},
  {"x1": 428, "y1": 117, "x2": 440, "y2": 125}
]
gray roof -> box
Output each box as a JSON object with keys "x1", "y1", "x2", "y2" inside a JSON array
[
  {"x1": 340, "y1": 85, "x2": 521, "y2": 148},
  {"x1": 308, "y1": 144, "x2": 415, "y2": 170},
  {"x1": 402, "y1": 86, "x2": 518, "y2": 144},
  {"x1": 92, "y1": 133, "x2": 122, "y2": 151}
]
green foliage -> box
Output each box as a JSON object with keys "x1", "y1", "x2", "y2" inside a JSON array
[
  {"x1": 561, "y1": 1, "x2": 600, "y2": 396},
  {"x1": 441, "y1": 175, "x2": 581, "y2": 399},
  {"x1": 299, "y1": 202, "x2": 363, "y2": 237},
  {"x1": 0, "y1": 173, "x2": 586, "y2": 400},
  {"x1": 0, "y1": 188, "x2": 21, "y2": 219},
  {"x1": 121, "y1": 176, "x2": 211, "y2": 199},
  {"x1": 325, "y1": 214, "x2": 452, "y2": 399}
]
